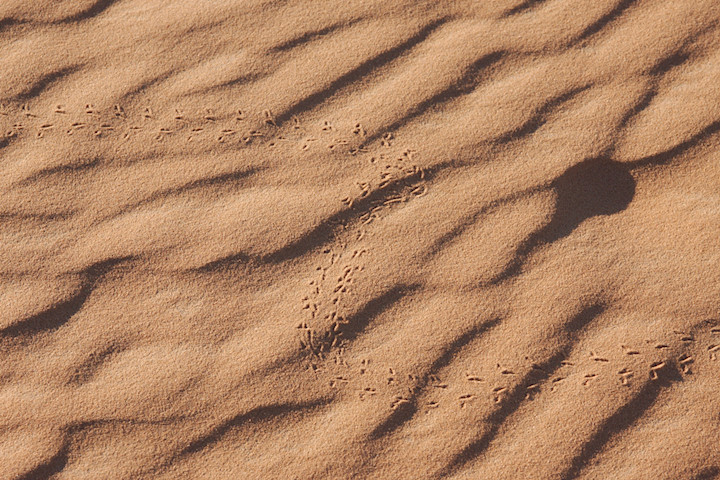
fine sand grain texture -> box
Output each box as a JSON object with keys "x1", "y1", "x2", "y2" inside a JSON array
[{"x1": 1, "y1": 1, "x2": 720, "y2": 479}]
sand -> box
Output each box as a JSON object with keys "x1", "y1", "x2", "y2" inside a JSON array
[{"x1": 1, "y1": 0, "x2": 720, "y2": 478}]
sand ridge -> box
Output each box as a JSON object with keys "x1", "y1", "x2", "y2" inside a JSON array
[{"x1": 1, "y1": 0, "x2": 720, "y2": 478}]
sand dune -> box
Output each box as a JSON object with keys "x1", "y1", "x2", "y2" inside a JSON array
[{"x1": 1, "y1": 1, "x2": 720, "y2": 478}]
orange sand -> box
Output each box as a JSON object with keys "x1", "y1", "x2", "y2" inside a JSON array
[{"x1": 1, "y1": 1, "x2": 720, "y2": 478}]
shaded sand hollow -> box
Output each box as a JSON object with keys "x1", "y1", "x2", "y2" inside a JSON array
[{"x1": 1, "y1": 1, "x2": 720, "y2": 479}]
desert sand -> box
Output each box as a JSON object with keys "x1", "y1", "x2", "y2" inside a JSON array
[{"x1": 1, "y1": 0, "x2": 720, "y2": 478}]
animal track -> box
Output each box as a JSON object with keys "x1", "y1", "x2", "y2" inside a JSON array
[
  {"x1": 458, "y1": 394, "x2": 476, "y2": 408},
  {"x1": 10, "y1": 93, "x2": 716, "y2": 441},
  {"x1": 678, "y1": 354, "x2": 693, "y2": 374},
  {"x1": 582, "y1": 373, "x2": 598, "y2": 386},
  {"x1": 589, "y1": 351, "x2": 609, "y2": 362},
  {"x1": 648, "y1": 361, "x2": 666, "y2": 380},
  {"x1": 492, "y1": 386, "x2": 508, "y2": 403},
  {"x1": 465, "y1": 373, "x2": 483, "y2": 382},
  {"x1": 302, "y1": 322, "x2": 720, "y2": 413},
  {"x1": 391, "y1": 396, "x2": 410, "y2": 410},
  {"x1": 293, "y1": 130, "x2": 430, "y2": 372},
  {"x1": 618, "y1": 368, "x2": 634, "y2": 386},
  {"x1": 0, "y1": 103, "x2": 373, "y2": 153},
  {"x1": 3, "y1": 4, "x2": 720, "y2": 479},
  {"x1": 621, "y1": 344, "x2": 640, "y2": 355}
]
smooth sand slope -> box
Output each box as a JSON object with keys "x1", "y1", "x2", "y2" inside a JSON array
[{"x1": 1, "y1": 0, "x2": 720, "y2": 478}]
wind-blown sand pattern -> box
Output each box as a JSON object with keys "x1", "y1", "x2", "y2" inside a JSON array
[{"x1": 1, "y1": 1, "x2": 720, "y2": 478}]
